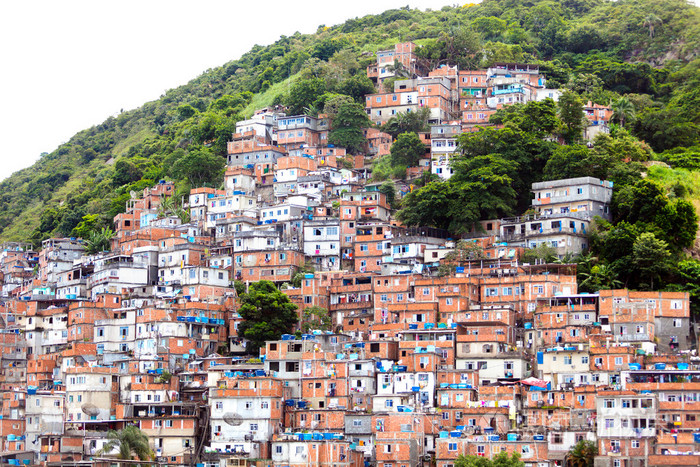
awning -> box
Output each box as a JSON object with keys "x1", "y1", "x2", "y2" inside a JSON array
[{"x1": 519, "y1": 377, "x2": 549, "y2": 388}]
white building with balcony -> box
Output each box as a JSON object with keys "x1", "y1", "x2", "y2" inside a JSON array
[{"x1": 303, "y1": 220, "x2": 340, "y2": 271}]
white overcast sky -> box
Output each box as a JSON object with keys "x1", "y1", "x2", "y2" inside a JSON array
[{"x1": 0, "y1": 0, "x2": 455, "y2": 182}]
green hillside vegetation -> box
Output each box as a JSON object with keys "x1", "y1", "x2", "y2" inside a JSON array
[{"x1": 0, "y1": 0, "x2": 699, "y2": 297}]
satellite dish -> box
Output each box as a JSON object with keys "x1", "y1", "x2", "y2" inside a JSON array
[
  {"x1": 81, "y1": 403, "x2": 100, "y2": 416},
  {"x1": 130, "y1": 190, "x2": 138, "y2": 199},
  {"x1": 223, "y1": 413, "x2": 243, "y2": 426}
]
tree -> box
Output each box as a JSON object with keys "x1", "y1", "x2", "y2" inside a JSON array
[
  {"x1": 614, "y1": 179, "x2": 667, "y2": 225},
  {"x1": 328, "y1": 102, "x2": 371, "y2": 154},
  {"x1": 84, "y1": 227, "x2": 114, "y2": 255},
  {"x1": 113, "y1": 159, "x2": 142, "y2": 187},
  {"x1": 450, "y1": 154, "x2": 519, "y2": 224},
  {"x1": 322, "y1": 94, "x2": 354, "y2": 121},
  {"x1": 237, "y1": 280, "x2": 299, "y2": 353},
  {"x1": 176, "y1": 104, "x2": 197, "y2": 121},
  {"x1": 456, "y1": 127, "x2": 555, "y2": 212},
  {"x1": 567, "y1": 73, "x2": 604, "y2": 96},
  {"x1": 396, "y1": 181, "x2": 458, "y2": 231},
  {"x1": 522, "y1": 243, "x2": 557, "y2": 264},
  {"x1": 397, "y1": 152, "x2": 518, "y2": 234},
  {"x1": 558, "y1": 90, "x2": 586, "y2": 143},
  {"x1": 158, "y1": 196, "x2": 191, "y2": 224},
  {"x1": 632, "y1": 232, "x2": 673, "y2": 290},
  {"x1": 71, "y1": 214, "x2": 102, "y2": 239},
  {"x1": 171, "y1": 149, "x2": 225, "y2": 187},
  {"x1": 489, "y1": 99, "x2": 558, "y2": 138},
  {"x1": 285, "y1": 77, "x2": 326, "y2": 115},
  {"x1": 385, "y1": 58, "x2": 411, "y2": 79},
  {"x1": 390, "y1": 132, "x2": 426, "y2": 167},
  {"x1": 631, "y1": 109, "x2": 700, "y2": 152},
  {"x1": 455, "y1": 451, "x2": 523, "y2": 467},
  {"x1": 654, "y1": 199, "x2": 698, "y2": 250},
  {"x1": 610, "y1": 96, "x2": 636, "y2": 128},
  {"x1": 438, "y1": 240, "x2": 485, "y2": 276},
  {"x1": 338, "y1": 74, "x2": 376, "y2": 104},
  {"x1": 579, "y1": 264, "x2": 622, "y2": 292},
  {"x1": 471, "y1": 16, "x2": 508, "y2": 40},
  {"x1": 291, "y1": 263, "x2": 315, "y2": 288},
  {"x1": 378, "y1": 180, "x2": 397, "y2": 207},
  {"x1": 439, "y1": 27, "x2": 482, "y2": 69},
  {"x1": 642, "y1": 13, "x2": 662, "y2": 38},
  {"x1": 381, "y1": 107, "x2": 430, "y2": 139},
  {"x1": 567, "y1": 439, "x2": 597, "y2": 467},
  {"x1": 543, "y1": 145, "x2": 595, "y2": 180},
  {"x1": 300, "y1": 306, "x2": 331, "y2": 333},
  {"x1": 98, "y1": 425, "x2": 153, "y2": 461}
]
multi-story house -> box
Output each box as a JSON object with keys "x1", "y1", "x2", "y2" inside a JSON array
[
  {"x1": 366, "y1": 41, "x2": 422, "y2": 87},
  {"x1": 429, "y1": 123, "x2": 461, "y2": 179},
  {"x1": 303, "y1": 219, "x2": 341, "y2": 271},
  {"x1": 365, "y1": 77, "x2": 455, "y2": 125},
  {"x1": 599, "y1": 289, "x2": 691, "y2": 353},
  {"x1": 208, "y1": 376, "x2": 284, "y2": 459},
  {"x1": 596, "y1": 392, "x2": 657, "y2": 466},
  {"x1": 531, "y1": 176, "x2": 614, "y2": 221},
  {"x1": 37, "y1": 238, "x2": 85, "y2": 285}
]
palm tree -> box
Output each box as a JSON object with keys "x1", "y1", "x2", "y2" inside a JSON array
[
  {"x1": 157, "y1": 196, "x2": 191, "y2": 224},
  {"x1": 642, "y1": 13, "x2": 662, "y2": 38},
  {"x1": 385, "y1": 58, "x2": 411, "y2": 79},
  {"x1": 566, "y1": 440, "x2": 597, "y2": 467},
  {"x1": 97, "y1": 425, "x2": 154, "y2": 461},
  {"x1": 610, "y1": 96, "x2": 636, "y2": 128},
  {"x1": 579, "y1": 264, "x2": 622, "y2": 292},
  {"x1": 84, "y1": 227, "x2": 114, "y2": 255}
]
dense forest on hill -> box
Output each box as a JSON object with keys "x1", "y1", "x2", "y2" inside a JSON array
[{"x1": 1, "y1": 0, "x2": 699, "y2": 298}]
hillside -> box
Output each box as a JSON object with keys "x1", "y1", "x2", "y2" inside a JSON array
[{"x1": 0, "y1": 0, "x2": 699, "y2": 245}]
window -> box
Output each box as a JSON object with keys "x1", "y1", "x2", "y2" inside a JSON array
[
  {"x1": 448, "y1": 442, "x2": 457, "y2": 451},
  {"x1": 250, "y1": 423, "x2": 258, "y2": 431}
]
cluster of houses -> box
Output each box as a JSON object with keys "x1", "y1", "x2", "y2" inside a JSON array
[{"x1": 0, "y1": 42, "x2": 696, "y2": 467}]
